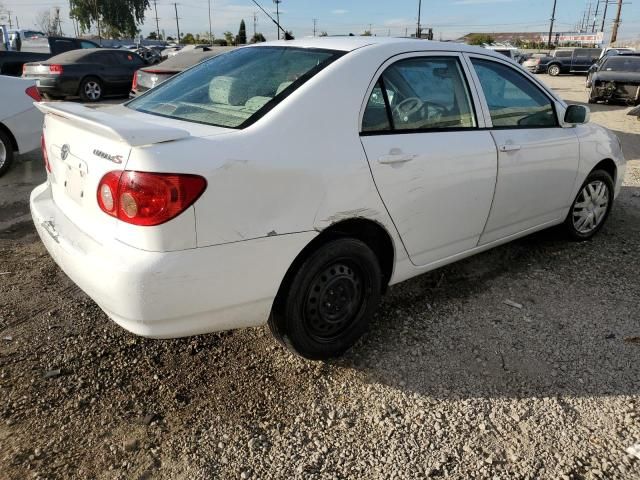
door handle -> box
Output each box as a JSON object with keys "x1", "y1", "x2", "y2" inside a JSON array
[
  {"x1": 378, "y1": 153, "x2": 417, "y2": 164},
  {"x1": 499, "y1": 144, "x2": 522, "y2": 152}
]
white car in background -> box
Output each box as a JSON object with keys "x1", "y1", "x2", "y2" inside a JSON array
[
  {"x1": 0, "y1": 75, "x2": 42, "y2": 175},
  {"x1": 31, "y1": 38, "x2": 625, "y2": 360}
]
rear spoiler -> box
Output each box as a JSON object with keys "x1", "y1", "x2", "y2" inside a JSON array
[{"x1": 35, "y1": 102, "x2": 191, "y2": 147}]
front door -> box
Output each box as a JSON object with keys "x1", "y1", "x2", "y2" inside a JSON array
[
  {"x1": 466, "y1": 56, "x2": 580, "y2": 245},
  {"x1": 360, "y1": 54, "x2": 498, "y2": 267}
]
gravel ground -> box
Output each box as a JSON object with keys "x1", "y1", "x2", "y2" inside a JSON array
[{"x1": 1, "y1": 75, "x2": 639, "y2": 480}]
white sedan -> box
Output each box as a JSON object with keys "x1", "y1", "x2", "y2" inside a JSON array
[
  {"x1": 31, "y1": 38, "x2": 626, "y2": 359},
  {"x1": 0, "y1": 75, "x2": 43, "y2": 175}
]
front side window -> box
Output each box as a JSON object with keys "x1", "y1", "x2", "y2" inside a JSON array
[
  {"x1": 362, "y1": 56, "x2": 476, "y2": 133},
  {"x1": 555, "y1": 51, "x2": 573, "y2": 58},
  {"x1": 128, "y1": 46, "x2": 342, "y2": 129},
  {"x1": 471, "y1": 58, "x2": 557, "y2": 128},
  {"x1": 603, "y1": 57, "x2": 640, "y2": 72}
]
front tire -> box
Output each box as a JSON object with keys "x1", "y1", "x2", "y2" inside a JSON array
[
  {"x1": 548, "y1": 64, "x2": 561, "y2": 76},
  {"x1": 564, "y1": 170, "x2": 614, "y2": 241},
  {"x1": 268, "y1": 238, "x2": 382, "y2": 360},
  {"x1": 79, "y1": 77, "x2": 103, "y2": 102},
  {"x1": 0, "y1": 130, "x2": 15, "y2": 177}
]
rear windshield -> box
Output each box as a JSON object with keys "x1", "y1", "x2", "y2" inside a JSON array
[
  {"x1": 127, "y1": 46, "x2": 343, "y2": 129},
  {"x1": 603, "y1": 56, "x2": 640, "y2": 72}
]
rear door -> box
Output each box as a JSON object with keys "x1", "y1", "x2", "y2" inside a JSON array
[
  {"x1": 360, "y1": 53, "x2": 497, "y2": 267},
  {"x1": 111, "y1": 51, "x2": 144, "y2": 93},
  {"x1": 465, "y1": 54, "x2": 579, "y2": 244}
]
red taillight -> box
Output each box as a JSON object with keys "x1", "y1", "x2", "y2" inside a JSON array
[
  {"x1": 132, "y1": 70, "x2": 138, "y2": 91},
  {"x1": 25, "y1": 85, "x2": 41, "y2": 102},
  {"x1": 97, "y1": 171, "x2": 207, "y2": 226},
  {"x1": 49, "y1": 64, "x2": 63, "y2": 75},
  {"x1": 41, "y1": 135, "x2": 51, "y2": 173}
]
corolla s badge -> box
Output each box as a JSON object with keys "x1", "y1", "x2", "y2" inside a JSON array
[
  {"x1": 60, "y1": 144, "x2": 70, "y2": 161},
  {"x1": 93, "y1": 149, "x2": 123, "y2": 164}
]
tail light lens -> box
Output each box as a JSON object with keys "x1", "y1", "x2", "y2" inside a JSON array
[
  {"x1": 97, "y1": 171, "x2": 207, "y2": 226},
  {"x1": 25, "y1": 85, "x2": 42, "y2": 101},
  {"x1": 49, "y1": 64, "x2": 63, "y2": 75},
  {"x1": 41, "y1": 134, "x2": 51, "y2": 173},
  {"x1": 132, "y1": 70, "x2": 138, "y2": 91}
]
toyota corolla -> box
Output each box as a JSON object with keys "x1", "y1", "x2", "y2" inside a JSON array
[{"x1": 31, "y1": 38, "x2": 626, "y2": 359}]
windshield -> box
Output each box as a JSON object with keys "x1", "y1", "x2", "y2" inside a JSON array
[
  {"x1": 127, "y1": 46, "x2": 343, "y2": 129},
  {"x1": 602, "y1": 57, "x2": 640, "y2": 73}
]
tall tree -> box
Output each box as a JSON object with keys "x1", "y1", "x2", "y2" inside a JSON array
[
  {"x1": 69, "y1": 0, "x2": 149, "y2": 39},
  {"x1": 237, "y1": 19, "x2": 247, "y2": 45}
]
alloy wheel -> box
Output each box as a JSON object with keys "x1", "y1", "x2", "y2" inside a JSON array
[
  {"x1": 0, "y1": 140, "x2": 6, "y2": 169},
  {"x1": 572, "y1": 180, "x2": 610, "y2": 234},
  {"x1": 84, "y1": 81, "x2": 102, "y2": 100}
]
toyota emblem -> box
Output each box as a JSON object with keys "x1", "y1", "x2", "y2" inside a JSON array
[{"x1": 61, "y1": 144, "x2": 70, "y2": 161}]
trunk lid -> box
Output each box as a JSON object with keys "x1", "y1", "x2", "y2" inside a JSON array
[{"x1": 36, "y1": 102, "x2": 194, "y2": 244}]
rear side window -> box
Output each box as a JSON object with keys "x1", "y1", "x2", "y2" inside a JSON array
[
  {"x1": 52, "y1": 40, "x2": 75, "y2": 54},
  {"x1": 555, "y1": 51, "x2": 572, "y2": 58},
  {"x1": 128, "y1": 46, "x2": 342, "y2": 129},
  {"x1": 471, "y1": 58, "x2": 557, "y2": 128},
  {"x1": 80, "y1": 41, "x2": 97, "y2": 49},
  {"x1": 362, "y1": 56, "x2": 476, "y2": 133}
]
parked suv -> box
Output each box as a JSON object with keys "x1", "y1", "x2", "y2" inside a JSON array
[{"x1": 527, "y1": 48, "x2": 602, "y2": 76}]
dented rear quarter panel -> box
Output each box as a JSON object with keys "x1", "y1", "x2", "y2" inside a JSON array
[{"x1": 125, "y1": 44, "x2": 409, "y2": 268}]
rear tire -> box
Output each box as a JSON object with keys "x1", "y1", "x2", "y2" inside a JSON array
[
  {"x1": 0, "y1": 130, "x2": 15, "y2": 177},
  {"x1": 79, "y1": 77, "x2": 103, "y2": 102},
  {"x1": 564, "y1": 170, "x2": 614, "y2": 241},
  {"x1": 268, "y1": 238, "x2": 382, "y2": 360},
  {"x1": 548, "y1": 64, "x2": 561, "y2": 76}
]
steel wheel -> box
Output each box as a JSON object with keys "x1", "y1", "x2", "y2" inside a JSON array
[
  {"x1": 84, "y1": 81, "x2": 102, "y2": 101},
  {"x1": 572, "y1": 180, "x2": 610, "y2": 234},
  {"x1": 303, "y1": 261, "x2": 364, "y2": 343}
]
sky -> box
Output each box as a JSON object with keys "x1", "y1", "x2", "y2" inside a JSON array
[{"x1": 0, "y1": 0, "x2": 638, "y2": 42}]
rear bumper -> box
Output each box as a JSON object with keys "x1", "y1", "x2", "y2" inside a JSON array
[
  {"x1": 31, "y1": 76, "x2": 79, "y2": 97},
  {"x1": 30, "y1": 182, "x2": 316, "y2": 338}
]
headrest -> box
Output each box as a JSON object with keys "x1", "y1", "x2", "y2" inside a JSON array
[
  {"x1": 244, "y1": 96, "x2": 272, "y2": 112},
  {"x1": 276, "y1": 81, "x2": 293, "y2": 96},
  {"x1": 209, "y1": 76, "x2": 248, "y2": 106}
]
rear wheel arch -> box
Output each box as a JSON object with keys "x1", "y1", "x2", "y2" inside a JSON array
[
  {"x1": 272, "y1": 218, "x2": 395, "y2": 315},
  {"x1": 78, "y1": 75, "x2": 104, "y2": 100}
]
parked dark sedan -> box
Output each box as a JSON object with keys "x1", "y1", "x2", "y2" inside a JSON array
[
  {"x1": 588, "y1": 55, "x2": 640, "y2": 105},
  {"x1": 23, "y1": 48, "x2": 145, "y2": 101}
]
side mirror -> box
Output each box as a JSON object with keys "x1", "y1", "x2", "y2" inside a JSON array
[{"x1": 564, "y1": 104, "x2": 590, "y2": 125}]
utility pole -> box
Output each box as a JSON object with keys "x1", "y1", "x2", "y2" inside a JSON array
[
  {"x1": 173, "y1": 3, "x2": 181, "y2": 44},
  {"x1": 6, "y1": 11, "x2": 12, "y2": 28},
  {"x1": 416, "y1": 0, "x2": 422, "y2": 38},
  {"x1": 592, "y1": 0, "x2": 601, "y2": 32},
  {"x1": 610, "y1": 0, "x2": 623, "y2": 44},
  {"x1": 15, "y1": 16, "x2": 19, "y2": 29},
  {"x1": 313, "y1": 18, "x2": 317, "y2": 37},
  {"x1": 153, "y1": 0, "x2": 160, "y2": 40},
  {"x1": 273, "y1": 0, "x2": 282, "y2": 40},
  {"x1": 586, "y1": 2, "x2": 593, "y2": 32},
  {"x1": 94, "y1": 0, "x2": 102, "y2": 45},
  {"x1": 600, "y1": 0, "x2": 610, "y2": 31},
  {"x1": 208, "y1": 0, "x2": 213, "y2": 44},
  {"x1": 547, "y1": 0, "x2": 557, "y2": 48},
  {"x1": 254, "y1": 12, "x2": 258, "y2": 38}
]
